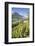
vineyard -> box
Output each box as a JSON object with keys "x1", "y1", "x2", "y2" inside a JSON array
[{"x1": 12, "y1": 19, "x2": 29, "y2": 38}]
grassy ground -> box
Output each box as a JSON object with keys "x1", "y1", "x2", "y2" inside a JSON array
[{"x1": 12, "y1": 20, "x2": 29, "y2": 38}]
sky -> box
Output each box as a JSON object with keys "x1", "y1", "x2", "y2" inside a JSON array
[{"x1": 12, "y1": 8, "x2": 29, "y2": 17}]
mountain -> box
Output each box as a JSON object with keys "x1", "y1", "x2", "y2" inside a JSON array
[
  {"x1": 12, "y1": 12, "x2": 23, "y2": 19},
  {"x1": 12, "y1": 12, "x2": 23, "y2": 24},
  {"x1": 12, "y1": 12, "x2": 29, "y2": 24}
]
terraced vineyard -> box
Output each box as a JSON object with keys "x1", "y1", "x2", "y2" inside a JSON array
[{"x1": 12, "y1": 20, "x2": 29, "y2": 38}]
